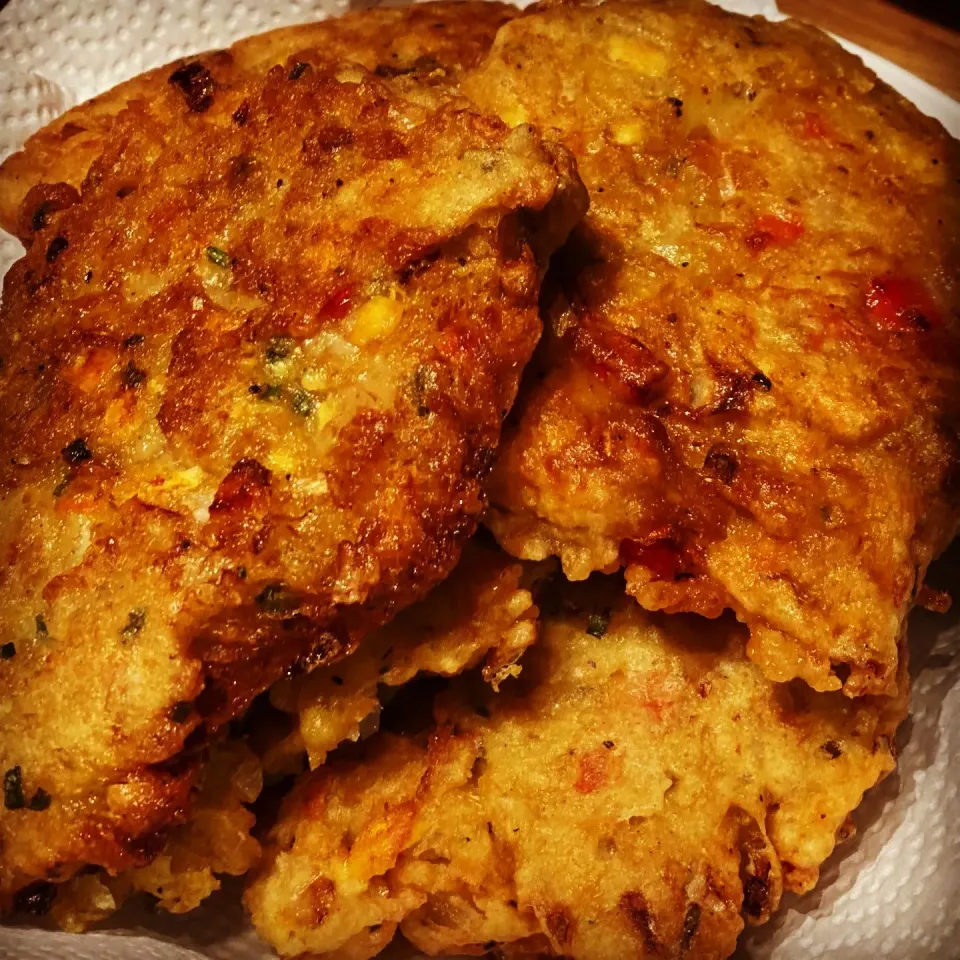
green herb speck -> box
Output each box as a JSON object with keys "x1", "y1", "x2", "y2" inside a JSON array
[
  {"x1": 53, "y1": 474, "x2": 72, "y2": 498},
  {"x1": 586, "y1": 612, "x2": 610, "y2": 639},
  {"x1": 259, "y1": 384, "x2": 282, "y2": 402},
  {"x1": 290, "y1": 388, "x2": 317, "y2": 417},
  {"x1": 3, "y1": 767, "x2": 25, "y2": 810},
  {"x1": 205, "y1": 245, "x2": 232, "y2": 268},
  {"x1": 122, "y1": 608, "x2": 147, "y2": 638},
  {"x1": 255, "y1": 582, "x2": 298, "y2": 613},
  {"x1": 265, "y1": 337, "x2": 295, "y2": 363}
]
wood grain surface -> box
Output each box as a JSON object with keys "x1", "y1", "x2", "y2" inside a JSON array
[{"x1": 780, "y1": 0, "x2": 960, "y2": 99}]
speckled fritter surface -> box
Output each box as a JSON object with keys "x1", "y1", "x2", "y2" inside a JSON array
[
  {"x1": 245, "y1": 576, "x2": 906, "y2": 960},
  {"x1": 266, "y1": 538, "x2": 540, "y2": 771},
  {"x1": 0, "y1": 55, "x2": 584, "y2": 902},
  {"x1": 463, "y1": 0, "x2": 960, "y2": 696},
  {"x1": 0, "y1": 1, "x2": 520, "y2": 237}
]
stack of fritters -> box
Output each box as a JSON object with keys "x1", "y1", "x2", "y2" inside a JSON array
[{"x1": 0, "y1": 1, "x2": 957, "y2": 958}]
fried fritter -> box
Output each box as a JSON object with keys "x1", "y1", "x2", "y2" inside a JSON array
[
  {"x1": 245, "y1": 575, "x2": 907, "y2": 959},
  {"x1": 48, "y1": 739, "x2": 262, "y2": 932},
  {"x1": 0, "y1": 55, "x2": 584, "y2": 903},
  {"x1": 462, "y1": 0, "x2": 960, "y2": 696},
  {"x1": 0, "y1": 1, "x2": 520, "y2": 238},
  {"x1": 265, "y1": 538, "x2": 540, "y2": 772}
]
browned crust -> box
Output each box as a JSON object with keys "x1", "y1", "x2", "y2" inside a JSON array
[
  {"x1": 246, "y1": 576, "x2": 908, "y2": 959},
  {"x1": 0, "y1": 2, "x2": 520, "y2": 237},
  {"x1": 0, "y1": 52, "x2": 582, "y2": 898},
  {"x1": 468, "y1": 0, "x2": 960, "y2": 696}
]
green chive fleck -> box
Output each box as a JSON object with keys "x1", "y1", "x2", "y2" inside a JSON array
[
  {"x1": 122, "y1": 608, "x2": 147, "y2": 638},
  {"x1": 27, "y1": 788, "x2": 51, "y2": 812},
  {"x1": 265, "y1": 337, "x2": 295, "y2": 363},
  {"x1": 586, "y1": 612, "x2": 610, "y2": 639},
  {"x1": 290, "y1": 388, "x2": 317, "y2": 417},
  {"x1": 259, "y1": 384, "x2": 282, "y2": 402},
  {"x1": 205, "y1": 245, "x2": 232, "y2": 268},
  {"x1": 3, "y1": 767, "x2": 25, "y2": 810},
  {"x1": 53, "y1": 474, "x2": 72, "y2": 498}
]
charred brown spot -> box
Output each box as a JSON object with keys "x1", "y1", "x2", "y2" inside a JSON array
[
  {"x1": 703, "y1": 447, "x2": 738, "y2": 484},
  {"x1": 288, "y1": 61, "x2": 310, "y2": 81},
  {"x1": 742, "y1": 875, "x2": 770, "y2": 918},
  {"x1": 232, "y1": 101, "x2": 250, "y2": 125},
  {"x1": 681, "y1": 902, "x2": 702, "y2": 953},
  {"x1": 61, "y1": 437, "x2": 93, "y2": 465},
  {"x1": 820, "y1": 740, "x2": 842, "y2": 759},
  {"x1": 302, "y1": 126, "x2": 354, "y2": 162},
  {"x1": 210, "y1": 458, "x2": 271, "y2": 514},
  {"x1": 545, "y1": 906, "x2": 575, "y2": 946},
  {"x1": 168, "y1": 61, "x2": 215, "y2": 113},
  {"x1": 45, "y1": 235, "x2": 69, "y2": 263},
  {"x1": 398, "y1": 250, "x2": 441, "y2": 285},
  {"x1": 17, "y1": 182, "x2": 80, "y2": 245},
  {"x1": 752, "y1": 370, "x2": 772, "y2": 391},
  {"x1": 33, "y1": 204, "x2": 54, "y2": 233},
  {"x1": 619, "y1": 891, "x2": 659, "y2": 953}
]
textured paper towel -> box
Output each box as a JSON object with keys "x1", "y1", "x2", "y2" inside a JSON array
[{"x1": 0, "y1": 1, "x2": 958, "y2": 958}]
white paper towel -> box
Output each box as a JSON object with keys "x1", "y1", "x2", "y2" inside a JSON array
[{"x1": 0, "y1": 2, "x2": 958, "y2": 958}]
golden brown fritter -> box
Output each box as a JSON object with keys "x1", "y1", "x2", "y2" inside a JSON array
[
  {"x1": 0, "y1": 55, "x2": 584, "y2": 903},
  {"x1": 463, "y1": 0, "x2": 960, "y2": 696},
  {"x1": 245, "y1": 575, "x2": 907, "y2": 959},
  {"x1": 0, "y1": 1, "x2": 520, "y2": 238},
  {"x1": 265, "y1": 538, "x2": 540, "y2": 772},
  {"x1": 48, "y1": 739, "x2": 262, "y2": 932}
]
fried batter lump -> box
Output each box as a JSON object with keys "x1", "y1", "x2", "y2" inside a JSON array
[
  {"x1": 265, "y1": 538, "x2": 540, "y2": 773},
  {"x1": 47, "y1": 739, "x2": 262, "y2": 932},
  {"x1": 464, "y1": 0, "x2": 960, "y2": 696},
  {"x1": 0, "y1": 58, "x2": 585, "y2": 903},
  {"x1": 246, "y1": 576, "x2": 907, "y2": 959},
  {"x1": 0, "y1": 1, "x2": 520, "y2": 237}
]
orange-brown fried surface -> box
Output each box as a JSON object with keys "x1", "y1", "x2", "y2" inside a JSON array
[
  {"x1": 0, "y1": 56, "x2": 584, "y2": 903},
  {"x1": 265, "y1": 537, "x2": 540, "y2": 772},
  {"x1": 0, "y1": 1, "x2": 520, "y2": 237},
  {"x1": 245, "y1": 575, "x2": 907, "y2": 959},
  {"x1": 465, "y1": 0, "x2": 960, "y2": 696}
]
